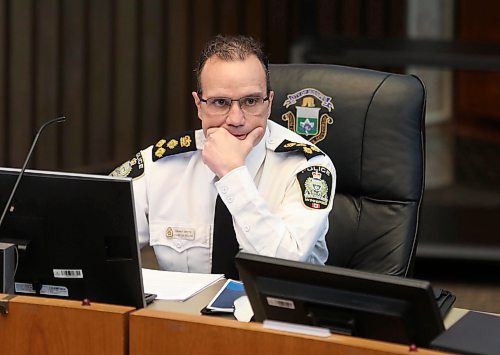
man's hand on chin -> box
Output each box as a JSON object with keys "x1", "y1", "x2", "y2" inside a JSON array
[{"x1": 202, "y1": 126, "x2": 264, "y2": 178}]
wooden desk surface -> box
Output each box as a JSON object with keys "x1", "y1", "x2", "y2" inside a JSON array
[{"x1": 129, "y1": 282, "x2": 451, "y2": 355}]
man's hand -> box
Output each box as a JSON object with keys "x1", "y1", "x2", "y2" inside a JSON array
[{"x1": 202, "y1": 126, "x2": 264, "y2": 178}]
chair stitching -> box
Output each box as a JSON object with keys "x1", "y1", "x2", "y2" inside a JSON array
[{"x1": 357, "y1": 73, "x2": 391, "y2": 229}]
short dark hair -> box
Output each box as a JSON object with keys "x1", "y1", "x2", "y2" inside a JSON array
[{"x1": 195, "y1": 34, "x2": 271, "y2": 94}]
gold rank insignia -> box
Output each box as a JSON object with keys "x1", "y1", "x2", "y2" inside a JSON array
[
  {"x1": 282, "y1": 88, "x2": 334, "y2": 144},
  {"x1": 275, "y1": 139, "x2": 324, "y2": 161},
  {"x1": 152, "y1": 130, "x2": 197, "y2": 162},
  {"x1": 156, "y1": 139, "x2": 166, "y2": 148},
  {"x1": 180, "y1": 135, "x2": 191, "y2": 147},
  {"x1": 167, "y1": 139, "x2": 178, "y2": 149},
  {"x1": 155, "y1": 147, "x2": 166, "y2": 158}
]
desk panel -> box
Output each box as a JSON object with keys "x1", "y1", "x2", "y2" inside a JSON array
[
  {"x1": 0, "y1": 294, "x2": 134, "y2": 355},
  {"x1": 130, "y1": 309, "x2": 448, "y2": 355}
]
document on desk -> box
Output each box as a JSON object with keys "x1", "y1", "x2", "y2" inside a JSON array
[{"x1": 142, "y1": 268, "x2": 224, "y2": 301}]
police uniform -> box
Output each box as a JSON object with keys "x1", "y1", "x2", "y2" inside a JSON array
[{"x1": 111, "y1": 120, "x2": 336, "y2": 273}]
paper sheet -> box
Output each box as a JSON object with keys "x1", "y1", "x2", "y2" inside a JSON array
[{"x1": 142, "y1": 268, "x2": 224, "y2": 301}]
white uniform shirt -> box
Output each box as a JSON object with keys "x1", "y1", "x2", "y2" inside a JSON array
[{"x1": 116, "y1": 120, "x2": 336, "y2": 273}]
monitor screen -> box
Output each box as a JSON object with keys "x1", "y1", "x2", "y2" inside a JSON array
[
  {"x1": 0, "y1": 167, "x2": 146, "y2": 308},
  {"x1": 235, "y1": 252, "x2": 445, "y2": 347}
]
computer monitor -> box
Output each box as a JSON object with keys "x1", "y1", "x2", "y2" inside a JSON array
[
  {"x1": 235, "y1": 252, "x2": 445, "y2": 347},
  {"x1": 0, "y1": 167, "x2": 146, "y2": 308}
]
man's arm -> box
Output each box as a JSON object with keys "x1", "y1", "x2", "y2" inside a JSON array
[{"x1": 214, "y1": 158, "x2": 335, "y2": 264}]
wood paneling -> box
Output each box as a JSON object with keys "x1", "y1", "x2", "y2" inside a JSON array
[
  {"x1": 0, "y1": 0, "x2": 406, "y2": 173},
  {"x1": 0, "y1": 0, "x2": 6, "y2": 164},
  {"x1": 34, "y1": 0, "x2": 60, "y2": 169},
  {"x1": 129, "y1": 309, "x2": 446, "y2": 355},
  {"x1": 8, "y1": 0, "x2": 33, "y2": 166},
  {"x1": 456, "y1": 0, "x2": 500, "y2": 129},
  {"x1": 60, "y1": 0, "x2": 85, "y2": 169},
  {"x1": 0, "y1": 295, "x2": 134, "y2": 355}
]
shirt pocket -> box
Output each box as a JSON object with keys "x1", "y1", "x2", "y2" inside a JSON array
[{"x1": 149, "y1": 222, "x2": 211, "y2": 253}]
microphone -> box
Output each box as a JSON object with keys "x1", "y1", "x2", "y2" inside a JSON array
[{"x1": 0, "y1": 116, "x2": 67, "y2": 228}]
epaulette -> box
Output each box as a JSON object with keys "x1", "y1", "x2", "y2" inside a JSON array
[
  {"x1": 152, "y1": 130, "x2": 197, "y2": 162},
  {"x1": 110, "y1": 151, "x2": 145, "y2": 179},
  {"x1": 274, "y1": 139, "x2": 324, "y2": 160}
]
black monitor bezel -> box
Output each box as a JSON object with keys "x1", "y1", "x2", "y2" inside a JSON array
[{"x1": 236, "y1": 252, "x2": 445, "y2": 346}]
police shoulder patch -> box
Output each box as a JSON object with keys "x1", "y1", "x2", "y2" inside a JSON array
[
  {"x1": 275, "y1": 139, "x2": 324, "y2": 160},
  {"x1": 296, "y1": 165, "x2": 332, "y2": 210},
  {"x1": 110, "y1": 151, "x2": 145, "y2": 179},
  {"x1": 152, "y1": 130, "x2": 196, "y2": 162}
]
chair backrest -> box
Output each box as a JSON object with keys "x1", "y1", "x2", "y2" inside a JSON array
[{"x1": 269, "y1": 64, "x2": 426, "y2": 277}]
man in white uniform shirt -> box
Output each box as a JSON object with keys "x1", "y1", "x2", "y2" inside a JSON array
[{"x1": 111, "y1": 34, "x2": 336, "y2": 279}]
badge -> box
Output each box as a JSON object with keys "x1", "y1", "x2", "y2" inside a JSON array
[
  {"x1": 282, "y1": 88, "x2": 334, "y2": 144},
  {"x1": 110, "y1": 152, "x2": 145, "y2": 179},
  {"x1": 165, "y1": 227, "x2": 195, "y2": 240},
  {"x1": 296, "y1": 166, "x2": 332, "y2": 209}
]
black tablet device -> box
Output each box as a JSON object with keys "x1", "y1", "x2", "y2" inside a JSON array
[{"x1": 236, "y1": 252, "x2": 445, "y2": 347}]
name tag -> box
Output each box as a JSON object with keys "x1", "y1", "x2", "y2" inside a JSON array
[{"x1": 166, "y1": 226, "x2": 195, "y2": 240}]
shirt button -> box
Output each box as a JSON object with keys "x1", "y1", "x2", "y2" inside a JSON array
[
  {"x1": 268, "y1": 138, "x2": 275, "y2": 144},
  {"x1": 175, "y1": 241, "x2": 182, "y2": 248},
  {"x1": 220, "y1": 186, "x2": 228, "y2": 194},
  {"x1": 227, "y1": 196, "x2": 234, "y2": 203},
  {"x1": 244, "y1": 225, "x2": 250, "y2": 232}
]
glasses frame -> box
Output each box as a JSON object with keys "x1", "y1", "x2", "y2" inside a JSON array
[{"x1": 199, "y1": 95, "x2": 270, "y2": 115}]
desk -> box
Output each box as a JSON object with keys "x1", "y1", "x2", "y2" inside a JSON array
[
  {"x1": 0, "y1": 287, "x2": 482, "y2": 355},
  {"x1": 129, "y1": 282, "x2": 452, "y2": 355},
  {"x1": 0, "y1": 293, "x2": 134, "y2": 355}
]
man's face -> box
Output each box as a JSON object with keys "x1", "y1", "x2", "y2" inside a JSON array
[{"x1": 192, "y1": 55, "x2": 274, "y2": 142}]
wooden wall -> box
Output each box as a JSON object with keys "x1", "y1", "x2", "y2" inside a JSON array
[
  {"x1": 455, "y1": 0, "x2": 500, "y2": 140},
  {"x1": 0, "y1": 0, "x2": 405, "y2": 174}
]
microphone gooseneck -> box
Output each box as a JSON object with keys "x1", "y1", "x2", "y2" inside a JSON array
[{"x1": 0, "y1": 116, "x2": 68, "y2": 228}]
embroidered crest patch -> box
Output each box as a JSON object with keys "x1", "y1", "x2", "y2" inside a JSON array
[
  {"x1": 282, "y1": 88, "x2": 334, "y2": 144},
  {"x1": 110, "y1": 151, "x2": 145, "y2": 179},
  {"x1": 296, "y1": 165, "x2": 332, "y2": 209}
]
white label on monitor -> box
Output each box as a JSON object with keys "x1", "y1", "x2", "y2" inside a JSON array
[
  {"x1": 40, "y1": 285, "x2": 69, "y2": 297},
  {"x1": 14, "y1": 282, "x2": 36, "y2": 294},
  {"x1": 266, "y1": 296, "x2": 295, "y2": 310},
  {"x1": 53, "y1": 269, "x2": 84, "y2": 278}
]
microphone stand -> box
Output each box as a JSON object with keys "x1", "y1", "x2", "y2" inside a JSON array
[{"x1": 0, "y1": 116, "x2": 67, "y2": 228}]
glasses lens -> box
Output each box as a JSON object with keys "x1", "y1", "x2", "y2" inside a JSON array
[
  {"x1": 206, "y1": 98, "x2": 231, "y2": 115},
  {"x1": 203, "y1": 96, "x2": 268, "y2": 115}
]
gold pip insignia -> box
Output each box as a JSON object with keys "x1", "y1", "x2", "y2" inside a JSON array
[
  {"x1": 155, "y1": 147, "x2": 166, "y2": 158},
  {"x1": 296, "y1": 166, "x2": 333, "y2": 210},
  {"x1": 167, "y1": 139, "x2": 178, "y2": 149},
  {"x1": 282, "y1": 88, "x2": 334, "y2": 144},
  {"x1": 275, "y1": 139, "x2": 324, "y2": 160}
]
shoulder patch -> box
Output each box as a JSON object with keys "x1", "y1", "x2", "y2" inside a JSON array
[
  {"x1": 110, "y1": 151, "x2": 145, "y2": 179},
  {"x1": 296, "y1": 166, "x2": 332, "y2": 210},
  {"x1": 152, "y1": 130, "x2": 196, "y2": 162},
  {"x1": 275, "y1": 139, "x2": 324, "y2": 160}
]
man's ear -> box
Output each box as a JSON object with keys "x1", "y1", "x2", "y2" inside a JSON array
[
  {"x1": 266, "y1": 90, "x2": 275, "y2": 119},
  {"x1": 192, "y1": 92, "x2": 202, "y2": 120}
]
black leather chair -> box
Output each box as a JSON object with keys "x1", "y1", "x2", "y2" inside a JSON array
[{"x1": 269, "y1": 64, "x2": 425, "y2": 277}]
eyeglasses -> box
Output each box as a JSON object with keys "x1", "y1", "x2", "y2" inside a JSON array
[{"x1": 200, "y1": 96, "x2": 269, "y2": 116}]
